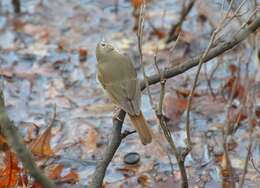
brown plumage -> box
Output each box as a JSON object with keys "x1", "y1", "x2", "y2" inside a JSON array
[{"x1": 96, "y1": 41, "x2": 152, "y2": 145}]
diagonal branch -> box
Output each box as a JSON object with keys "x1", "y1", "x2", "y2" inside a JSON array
[
  {"x1": 89, "y1": 111, "x2": 126, "y2": 188},
  {"x1": 89, "y1": 15, "x2": 260, "y2": 188},
  {"x1": 166, "y1": 0, "x2": 196, "y2": 43},
  {"x1": 0, "y1": 92, "x2": 55, "y2": 188},
  {"x1": 144, "y1": 15, "x2": 260, "y2": 88}
]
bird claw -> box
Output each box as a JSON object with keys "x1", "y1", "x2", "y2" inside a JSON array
[{"x1": 113, "y1": 107, "x2": 123, "y2": 122}]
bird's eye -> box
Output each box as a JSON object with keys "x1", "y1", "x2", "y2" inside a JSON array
[{"x1": 101, "y1": 43, "x2": 106, "y2": 47}]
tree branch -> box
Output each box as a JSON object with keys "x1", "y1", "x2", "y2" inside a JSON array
[
  {"x1": 144, "y1": 15, "x2": 260, "y2": 88},
  {"x1": 89, "y1": 15, "x2": 260, "y2": 188},
  {"x1": 89, "y1": 110, "x2": 126, "y2": 188},
  {"x1": 12, "y1": 0, "x2": 21, "y2": 13},
  {"x1": 0, "y1": 92, "x2": 55, "y2": 188},
  {"x1": 166, "y1": 0, "x2": 196, "y2": 43}
]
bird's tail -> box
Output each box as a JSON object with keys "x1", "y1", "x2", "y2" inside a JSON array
[{"x1": 129, "y1": 112, "x2": 152, "y2": 145}]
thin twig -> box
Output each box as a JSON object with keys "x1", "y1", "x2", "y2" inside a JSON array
[
  {"x1": 239, "y1": 114, "x2": 254, "y2": 188},
  {"x1": 156, "y1": 79, "x2": 189, "y2": 188},
  {"x1": 185, "y1": 0, "x2": 237, "y2": 147},
  {"x1": 238, "y1": 81, "x2": 258, "y2": 187},
  {"x1": 137, "y1": 1, "x2": 155, "y2": 110},
  {"x1": 166, "y1": 0, "x2": 196, "y2": 43},
  {"x1": 153, "y1": 49, "x2": 174, "y2": 174},
  {"x1": 233, "y1": 8, "x2": 258, "y2": 39},
  {"x1": 138, "y1": 4, "x2": 178, "y2": 177},
  {"x1": 250, "y1": 152, "x2": 260, "y2": 174},
  {"x1": 142, "y1": 14, "x2": 260, "y2": 92},
  {"x1": 203, "y1": 61, "x2": 216, "y2": 98},
  {"x1": 154, "y1": 40, "x2": 189, "y2": 185},
  {"x1": 220, "y1": 56, "x2": 243, "y2": 188},
  {"x1": 222, "y1": 136, "x2": 236, "y2": 188},
  {"x1": 121, "y1": 130, "x2": 136, "y2": 139}
]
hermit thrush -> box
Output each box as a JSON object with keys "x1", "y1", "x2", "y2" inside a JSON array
[{"x1": 96, "y1": 41, "x2": 152, "y2": 145}]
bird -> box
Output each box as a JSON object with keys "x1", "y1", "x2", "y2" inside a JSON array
[{"x1": 96, "y1": 40, "x2": 152, "y2": 145}]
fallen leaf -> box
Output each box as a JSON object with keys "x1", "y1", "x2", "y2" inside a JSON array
[
  {"x1": 78, "y1": 48, "x2": 88, "y2": 62},
  {"x1": 0, "y1": 151, "x2": 20, "y2": 187},
  {"x1": 0, "y1": 68, "x2": 14, "y2": 79},
  {"x1": 175, "y1": 88, "x2": 200, "y2": 98},
  {"x1": 48, "y1": 165, "x2": 79, "y2": 183},
  {"x1": 85, "y1": 127, "x2": 99, "y2": 153},
  {"x1": 29, "y1": 125, "x2": 54, "y2": 158},
  {"x1": 223, "y1": 76, "x2": 245, "y2": 100},
  {"x1": 12, "y1": 19, "x2": 26, "y2": 30},
  {"x1": 137, "y1": 174, "x2": 152, "y2": 187},
  {"x1": 228, "y1": 64, "x2": 238, "y2": 75},
  {"x1": 163, "y1": 92, "x2": 188, "y2": 127},
  {"x1": 150, "y1": 28, "x2": 166, "y2": 39},
  {"x1": 131, "y1": 0, "x2": 145, "y2": 8},
  {"x1": 60, "y1": 170, "x2": 79, "y2": 184},
  {"x1": 48, "y1": 165, "x2": 64, "y2": 180},
  {"x1": 151, "y1": 176, "x2": 180, "y2": 188},
  {"x1": 33, "y1": 165, "x2": 79, "y2": 187}
]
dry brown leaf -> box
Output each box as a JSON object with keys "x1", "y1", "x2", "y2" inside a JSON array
[
  {"x1": 175, "y1": 88, "x2": 200, "y2": 98},
  {"x1": 12, "y1": 19, "x2": 26, "y2": 30},
  {"x1": 33, "y1": 165, "x2": 79, "y2": 187},
  {"x1": 85, "y1": 127, "x2": 99, "y2": 153},
  {"x1": 137, "y1": 174, "x2": 152, "y2": 187},
  {"x1": 60, "y1": 170, "x2": 79, "y2": 184},
  {"x1": 48, "y1": 165, "x2": 64, "y2": 180},
  {"x1": 152, "y1": 176, "x2": 180, "y2": 188},
  {"x1": 0, "y1": 151, "x2": 20, "y2": 187},
  {"x1": 221, "y1": 152, "x2": 234, "y2": 188},
  {"x1": 0, "y1": 68, "x2": 14, "y2": 79},
  {"x1": 163, "y1": 92, "x2": 188, "y2": 126},
  {"x1": 78, "y1": 48, "x2": 88, "y2": 62},
  {"x1": 48, "y1": 165, "x2": 79, "y2": 184},
  {"x1": 228, "y1": 64, "x2": 238, "y2": 75},
  {"x1": 223, "y1": 76, "x2": 245, "y2": 100},
  {"x1": 150, "y1": 29, "x2": 166, "y2": 39},
  {"x1": 29, "y1": 125, "x2": 54, "y2": 158},
  {"x1": 131, "y1": 0, "x2": 145, "y2": 8}
]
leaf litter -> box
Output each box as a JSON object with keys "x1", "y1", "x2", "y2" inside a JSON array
[{"x1": 0, "y1": 0, "x2": 259, "y2": 187}]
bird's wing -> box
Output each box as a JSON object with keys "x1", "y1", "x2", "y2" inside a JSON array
[
  {"x1": 97, "y1": 54, "x2": 141, "y2": 116},
  {"x1": 105, "y1": 78, "x2": 141, "y2": 116}
]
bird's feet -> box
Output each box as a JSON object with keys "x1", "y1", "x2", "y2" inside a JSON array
[{"x1": 112, "y1": 107, "x2": 123, "y2": 122}]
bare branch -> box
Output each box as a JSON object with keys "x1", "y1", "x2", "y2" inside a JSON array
[
  {"x1": 166, "y1": 0, "x2": 196, "y2": 43},
  {"x1": 89, "y1": 110, "x2": 126, "y2": 188},
  {"x1": 12, "y1": 0, "x2": 21, "y2": 13},
  {"x1": 142, "y1": 14, "x2": 260, "y2": 89},
  {"x1": 0, "y1": 92, "x2": 55, "y2": 188}
]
